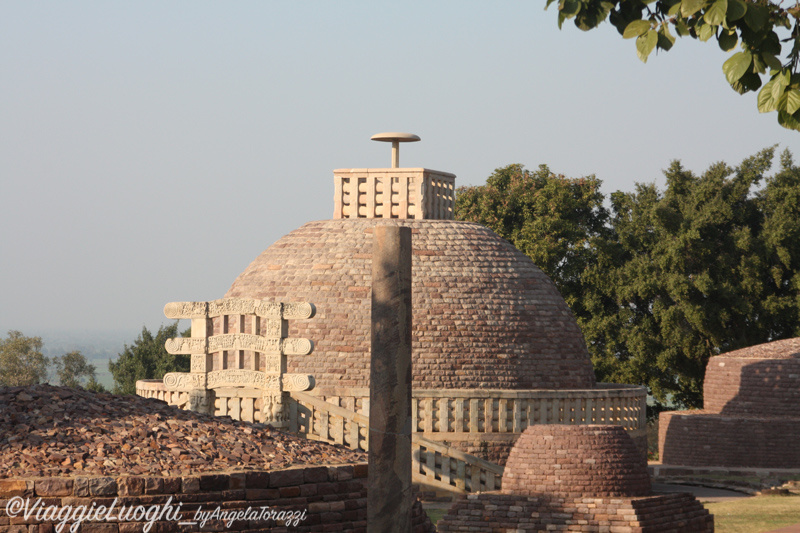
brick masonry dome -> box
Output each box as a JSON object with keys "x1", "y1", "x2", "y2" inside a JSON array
[
  {"x1": 703, "y1": 337, "x2": 800, "y2": 417},
  {"x1": 226, "y1": 219, "x2": 596, "y2": 394},
  {"x1": 502, "y1": 425, "x2": 651, "y2": 498}
]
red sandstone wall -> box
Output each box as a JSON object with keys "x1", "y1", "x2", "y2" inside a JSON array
[
  {"x1": 0, "y1": 464, "x2": 434, "y2": 533},
  {"x1": 703, "y1": 356, "x2": 800, "y2": 416},
  {"x1": 659, "y1": 411, "x2": 800, "y2": 468}
]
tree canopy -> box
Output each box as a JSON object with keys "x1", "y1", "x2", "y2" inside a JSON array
[
  {"x1": 109, "y1": 323, "x2": 190, "y2": 395},
  {"x1": 455, "y1": 163, "x2": 609, "y2": 315},
  {"x1": 456, "y1": 148, "x2": 800, "y2": 408},
  {"x1": 53, "y1": 350, "x2": 103, "y2": 391},
  {"x1": 549, "y1": 0, "x2": 800, "y2": 130},
  {"x1": 0, "y1": 331, "x2": 49, "y2": 387}
]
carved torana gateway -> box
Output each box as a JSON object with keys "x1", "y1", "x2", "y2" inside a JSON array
[{"x1": 159, "y1": 298, "x2": 316, "y2": 427}]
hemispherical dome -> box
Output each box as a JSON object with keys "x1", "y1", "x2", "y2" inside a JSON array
[
  {"x1": 226, "y1": 219, "x2": 595, "y2": 394},
  {"x1": 503, "y1": 425, "x2": 651, "y2": 498},
  {"x1": 703, "y1": 337, "x2": 800, "y2": 416}
]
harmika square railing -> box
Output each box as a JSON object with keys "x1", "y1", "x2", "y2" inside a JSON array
[{"x1": 333, "y1": 168, "x2": 456, "y2": 220}]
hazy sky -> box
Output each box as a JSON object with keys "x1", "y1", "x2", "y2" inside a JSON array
[{"x1": 2, "y1": 2, "x2": 798, "y2": 337}]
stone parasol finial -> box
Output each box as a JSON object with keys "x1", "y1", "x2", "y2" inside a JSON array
[{"x1": 370, "y1": 132, "x2": 420, "y2": 168}]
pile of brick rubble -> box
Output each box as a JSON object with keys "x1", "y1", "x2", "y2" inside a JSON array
[{"x1": 0, "y1": 384, "x2": 365, "y2": 478}]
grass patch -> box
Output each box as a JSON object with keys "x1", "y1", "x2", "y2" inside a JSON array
[
  {"x1": 706, "y1": 494, "x2": 800, "y2": 533},
  {"x1": 425, "y1": 508, "x2": 447, "y2": 524}
]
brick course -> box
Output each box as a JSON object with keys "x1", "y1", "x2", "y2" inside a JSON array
[
  {"x1": 503, "y1": 425, "x2": 650, "y2": 498},
  {"x1": 659, "y1": 337, "x2": 800, "y2": 469},
  {"x1": 224, "y1": 219, "x2": 596, "y2": 393},
  {"x1": 703, "y1": 343, "x2": 800, "y2": 416},
  {"x1": 659, "y1": 411, "x2": 800, "y2": 468},
  {"x1": 437, "y1": 492, "x2": 713, "y2": 533},
  {"x1": 0, "y1": 465, "x2": 434, "y2": 533},
  {"x1": 437, "y1": 425, "x2": 712, "y2": 532}
]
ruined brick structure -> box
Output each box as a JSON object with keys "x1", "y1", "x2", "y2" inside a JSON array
[
  {"x1": 0, "y1": 385, "x2": 435, "y2": 532},
  {"x1": 660, "y1": 337, "x2": 800, "y2": 469},
  {"x1": 438, "y1": 425, "x2": 713, "y2": 533}
]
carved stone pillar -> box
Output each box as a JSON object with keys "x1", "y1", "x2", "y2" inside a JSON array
[{"x1": 368, "y1": 226, "x2": 413, "y2": 532}]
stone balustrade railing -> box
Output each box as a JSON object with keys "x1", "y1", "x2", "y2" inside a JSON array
[
  {"x1": 137, "y1": 381, "x2": 646, "y2": 436},
  {"x1": 136, "y1": 380, "x2": 646, "y2": 493},
  {"x1": 307, "y1": 384, "x2": 647, "y2": 435},
  {"x1": 288, "y1": 390, "x2": 504, "y2": 495}
]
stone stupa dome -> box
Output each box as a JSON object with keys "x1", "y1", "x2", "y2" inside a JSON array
[
  {"x1": 226, "y1": 145, "x2": 596, "y2": 395},
  {"x1": 502, "y1": 425, "x2": 651, "y2": 498},
  {"x1": 226, "y1": 219, "x2": 596, "y2": 394}
]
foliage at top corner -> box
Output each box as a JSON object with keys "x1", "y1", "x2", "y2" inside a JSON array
[{"x1": 547, "y1": 0, "x2": 800, "y2": 130}]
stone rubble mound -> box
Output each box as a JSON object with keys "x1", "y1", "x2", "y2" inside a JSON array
[{"x1": 0, "y1": 384, "x2": 365, "y2": 479}]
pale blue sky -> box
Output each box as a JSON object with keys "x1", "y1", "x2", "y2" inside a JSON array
[{"x1": 1, "y1": 2, "x2": 797, "y2": 336}]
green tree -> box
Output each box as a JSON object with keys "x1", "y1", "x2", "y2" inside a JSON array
[
  {"x1": 53, "y1": 350, "x2": 98, "y2": 389},
  {"x1": 109, "y1": 323, "x2": 190, "y2": 395},
  {"x1": 0, "y1": 331, "x2": 49, "y2": 387},
  {"x1": 457, "y1": 149, "x2": 800, "y2": 409},
  {"x1": 549, "y1": 0, "x2": 800, "y2": 130},
  {"x1": 455, "y1": 164, "x2": 609, "y2": 312},
  {"x1": 581, "y1": 147, "x2": 800, "y2": 408}
]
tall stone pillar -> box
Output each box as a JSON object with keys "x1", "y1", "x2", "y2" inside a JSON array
[{"x1": 368, "y1": 225, "x2": 413, "y2": 532}]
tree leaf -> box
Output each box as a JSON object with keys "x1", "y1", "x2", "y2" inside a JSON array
[
  {"x1": 658, "y1": 24, "x2": 677, "y2": 51},
  {"x1": 729, "y1": 71, "x2": 762, "y2": 94},
  {"x1": 682, "y1": 0, "x2": 707, "y2": 17},
  {"x1": 726, "y1": 0, "x2": 747, "y2": 21},
  {"x1": 623, "y1": 19, "x2": 652, "y2": 38},
  {"x1": 667, "y1": 0, "x2": 683, "y2": 16},
  {"x1": 752, "y1": 53, "x2": 767, "y2": 74},
  {"x1": 636, "y1": 29, "x2": 658, "y2": 62},
  {"x1": 776, "y1": 92, "x2": 789, "y2": 111},
  {"x1": 657, "y1": 31, "x2": 674, "y2": 51},
  {"x1": 704, "y1": 0, "x2": 728, "y2": 26},
  {"x1": 561, "y1": 0, "x2": 582, "y2": 18},
  {"x1": 718, "y1": 29, "x2": 738, "y2": 51},
  {"x1": 786, "y1": 89, "x2": 800, "y2": 114},
  {"x1": 675, "y1": 19, "x2": 691, "y2": 36},
  {"x1": 743, "y1": 3, "x2": 767, "y2": 31},
  {"x1": 761, "y1": 31, "x2": 782, "y2": 56},
  {"x1": 758, "y1": 78, "x2": 781, "y2": 113},
  {"x1": 761, "y1": 53, "x2": 782, "y2": 70},
  {"x1": 698, "y1": 22, "x2": 717, "y2": 41},
  {"x1": 723, "y1": 51, "x2": 752, "y2": 84},
  {"x1": 772, "y1": 74, "x2": 788, "y2": 101},
  {"x1": 777, "y1": 110, "x2": 800, "y2": 131}
]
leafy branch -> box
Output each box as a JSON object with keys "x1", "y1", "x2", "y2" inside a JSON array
[{"x1": 548, "y1": 0, "x2": 800, "y2": 130}]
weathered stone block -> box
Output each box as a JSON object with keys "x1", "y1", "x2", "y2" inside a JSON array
[{"x1": 89, "y1": 478, "x2": 117, "y2": 497}]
